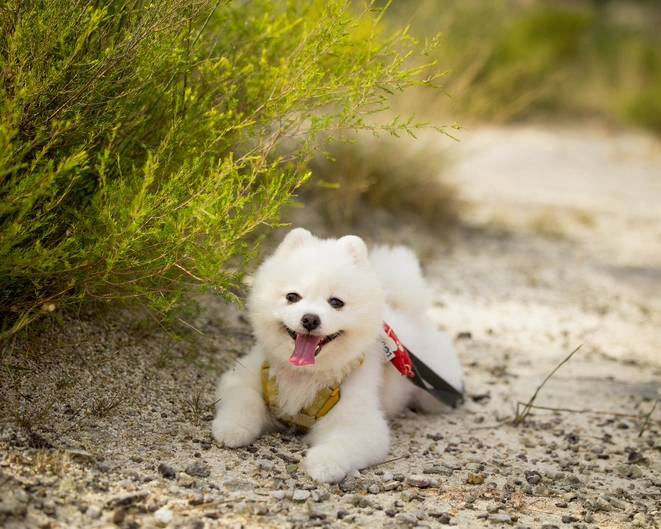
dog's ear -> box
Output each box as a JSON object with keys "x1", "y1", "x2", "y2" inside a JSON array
[
  {"x1": 277, "y1": 227, "x2": 313, "y2": 254},
  {"x1": 338, "y1": 235, "x2": 368, "y2": 265}
]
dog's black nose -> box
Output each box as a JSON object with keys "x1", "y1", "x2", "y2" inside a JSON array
[{"x1": 301, "y1": 313, "x2": 321, "y2": 331}]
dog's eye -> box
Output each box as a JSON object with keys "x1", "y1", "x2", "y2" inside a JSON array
[
  {"x1": 328, "y1": 297, "x2": 344, "y2": 309},
  {"x1": 286, "y1": 292, "x2": 301, "y2": 303}
]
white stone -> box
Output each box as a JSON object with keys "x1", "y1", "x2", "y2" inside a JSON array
[{"x1": 154, "y1": 506, "x2": 173, "y2": 524}]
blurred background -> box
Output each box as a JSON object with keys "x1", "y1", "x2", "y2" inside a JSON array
[
  {"x1": 389, "y1": 0, "x2": 661, "y2": 130},
  {"x1": 296, "y1": 0, "x2": 661, "y2": 236}
]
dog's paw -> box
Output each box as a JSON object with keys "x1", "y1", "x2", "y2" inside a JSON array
[
  {"x1": 303, "y1": 445, "x2": 352, "y2": 483},
  {"x1": 211, "y1": 417, "x2": 260, "y2": 448}
]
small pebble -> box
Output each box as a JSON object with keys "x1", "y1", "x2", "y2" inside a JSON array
[
  {"x1": 490, "y1": 513, "x2": 512, "y2": 523},
  {"x1": 184, "y1": 461, "x2": 210, "y2": 478},
  {"x1": 292, "y1": 489, "x2": 310, "y2": 502},
  {"x1": 407, "y1": 475, "x2": 434, "y2": 488},
  {"x1": 157, "y1": 463, "x2": 176, "y2": 480},
  {"x1": 112, "y1": 508, "x2": 127, "y2": 524},
  {"x1": 188, "y1": 494, "x2": 204, "y2": 506},
  {"x1": 154, "y1": 506, "x2": 173, "y2": 524},
  {"x1": 382, "y1": 481, "x2": 400, "y2": 491},
  {"x1": 524, "y1": 470, "x2": 542, "y2": 485},
  {"x1": 431, "y1": 512, "x2": 452, "y2": 524},
  {"x1": 257, "y1": 459, "x2": 274, "y2": 471},
  {"x1": 466, "y1": 473, "x2": 485, "y2": 485},
  {"x1": 394, "y1": 512, "x2": 418, "y2": 526}
]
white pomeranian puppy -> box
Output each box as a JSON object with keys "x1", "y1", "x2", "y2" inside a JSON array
[{"x1": 212, "y1": 228, "x2": 463, "y2": 482}]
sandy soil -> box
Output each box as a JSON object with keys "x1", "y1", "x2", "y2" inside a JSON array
[{"x1": 1, "y1": 125, "x2": 659, "y2": 529}]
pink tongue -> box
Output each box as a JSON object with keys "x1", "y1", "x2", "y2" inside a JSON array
[{"x1": 289, "y1": 334, "x2": 323, "y2": 366}]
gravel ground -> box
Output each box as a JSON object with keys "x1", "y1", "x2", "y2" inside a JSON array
[{"x1": 1, "y1": 125, "x2": 660, "y2": 529}]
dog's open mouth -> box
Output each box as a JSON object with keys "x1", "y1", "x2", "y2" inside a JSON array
[{"x1": 284, "y1": 326, "x2": 343, "y2": 367}]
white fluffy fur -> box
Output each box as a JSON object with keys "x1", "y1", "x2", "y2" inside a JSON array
[{"x1": 212, "y1": 228, "x2": 463, "y2": 482}]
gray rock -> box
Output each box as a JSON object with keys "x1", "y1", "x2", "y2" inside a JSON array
[
  {"x1": 112, "y1": 507, "x2": 127, "y2": 524},
  {"x1": 292, "y1": 489, "x2": 310, "y2": 502},
  {"x1": 158, "y1": 463, "x2": 176, "y2": 480},
  {"x1": 154, "y1": 506, "x2": 173, "y2": 524},
  {"x1": 490, "y1": 513, "x2": 512, "y2": 523},
  {"x1": 339, "y1": 474, "x2": 363, "y2": 492},
  {"x1": 430, "y1": 512, "x2": 452, "y2": 524},
  {"x1": 307, "y1": 502, "x2": 327, "y2": 519},
  {"x1": 358, "y1": 497, "x2": 378, "y2": 509},
  {"x1": 257, "y1": 459, "x2": 274, "y2": 471},
  {"x1": 524, "y1": 470, "x2": 542, "y2": 485},
  {"x1": 185, "y1": 461, "x2": 210, "y2": 478},
  {"x1": 394, "y1": 512, "x2": 418, "y2": 526},
  {"x1": 188, "y1": 494, "x2": 204, "y2": 506},
  {"x1": 382, "y1": 481, "x2": 400, "y2": 491},
  {"x1": 177, "y1": 475, "x2": 195, "y2": 488},
  {"x1": 368, "y1": 484, "x2": 380, "y2": 494},
  {"x1": 407, "y1": 475, "x2": 435, "y2": 488},
  {"x1": 423, "y1": 465, "x2": 452, "y2": 476},
  {"x1": 271, "y1": 490, "x2": 286, "y2": 500}
]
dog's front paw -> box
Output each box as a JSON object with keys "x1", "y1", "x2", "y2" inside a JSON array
[
  {"x1": 304, "y1": 444, "x2": 353, "y2": 483},
  {"x1": 212, "y1": 416, "x2": 260, "y2": 448}
]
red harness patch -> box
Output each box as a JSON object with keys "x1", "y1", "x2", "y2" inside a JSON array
[{"x1": 382, "y1": 322, "x2": 415, "y2": 378}]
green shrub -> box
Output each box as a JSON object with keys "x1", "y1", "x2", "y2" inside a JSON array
[
  {"x1": 384, "y1": 0, "x2": 661, "y2": 131},
  {"x1": 0, "y1": 0, "x2": 440, "y2": 339}
]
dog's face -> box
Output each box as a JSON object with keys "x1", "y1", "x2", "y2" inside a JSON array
[{"x1": 249, "y1": 228, "x2": 384, "y2": 370}]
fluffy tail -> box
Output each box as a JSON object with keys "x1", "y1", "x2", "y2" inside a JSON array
[{"x1": 369, "y1": 246, "x2": 432, "y2": 314}]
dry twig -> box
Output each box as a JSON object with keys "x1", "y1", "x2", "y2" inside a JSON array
[{"x1": 513, "y1": 345, "x2": 582, "y2": 425}]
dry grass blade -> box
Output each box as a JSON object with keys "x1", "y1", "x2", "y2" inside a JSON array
[
  {"x1": 513, "y1": 344, "x2": 582, "y2": 425},
  {"x1": 372, "y1": 455, "x2": 408, "y2": 468},
  {"x1": 515, "y1": 402, "x2": 660, "y2": 421},
  {"x1": 638, "y1": 398, "x2": 658, "y2": 437}
]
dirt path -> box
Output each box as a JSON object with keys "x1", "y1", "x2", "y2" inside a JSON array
[{"x1": 1, "y1": 125, "x2": 659, "y2": 529}]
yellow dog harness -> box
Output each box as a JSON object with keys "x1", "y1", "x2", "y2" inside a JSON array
[{"x1": 261, "y1": 361, "x2": 341, "y2": 432}]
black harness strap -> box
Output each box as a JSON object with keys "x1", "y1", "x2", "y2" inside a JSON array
[{"x1": 407, "y1": 348, "x2": 464, "y2": 408}]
